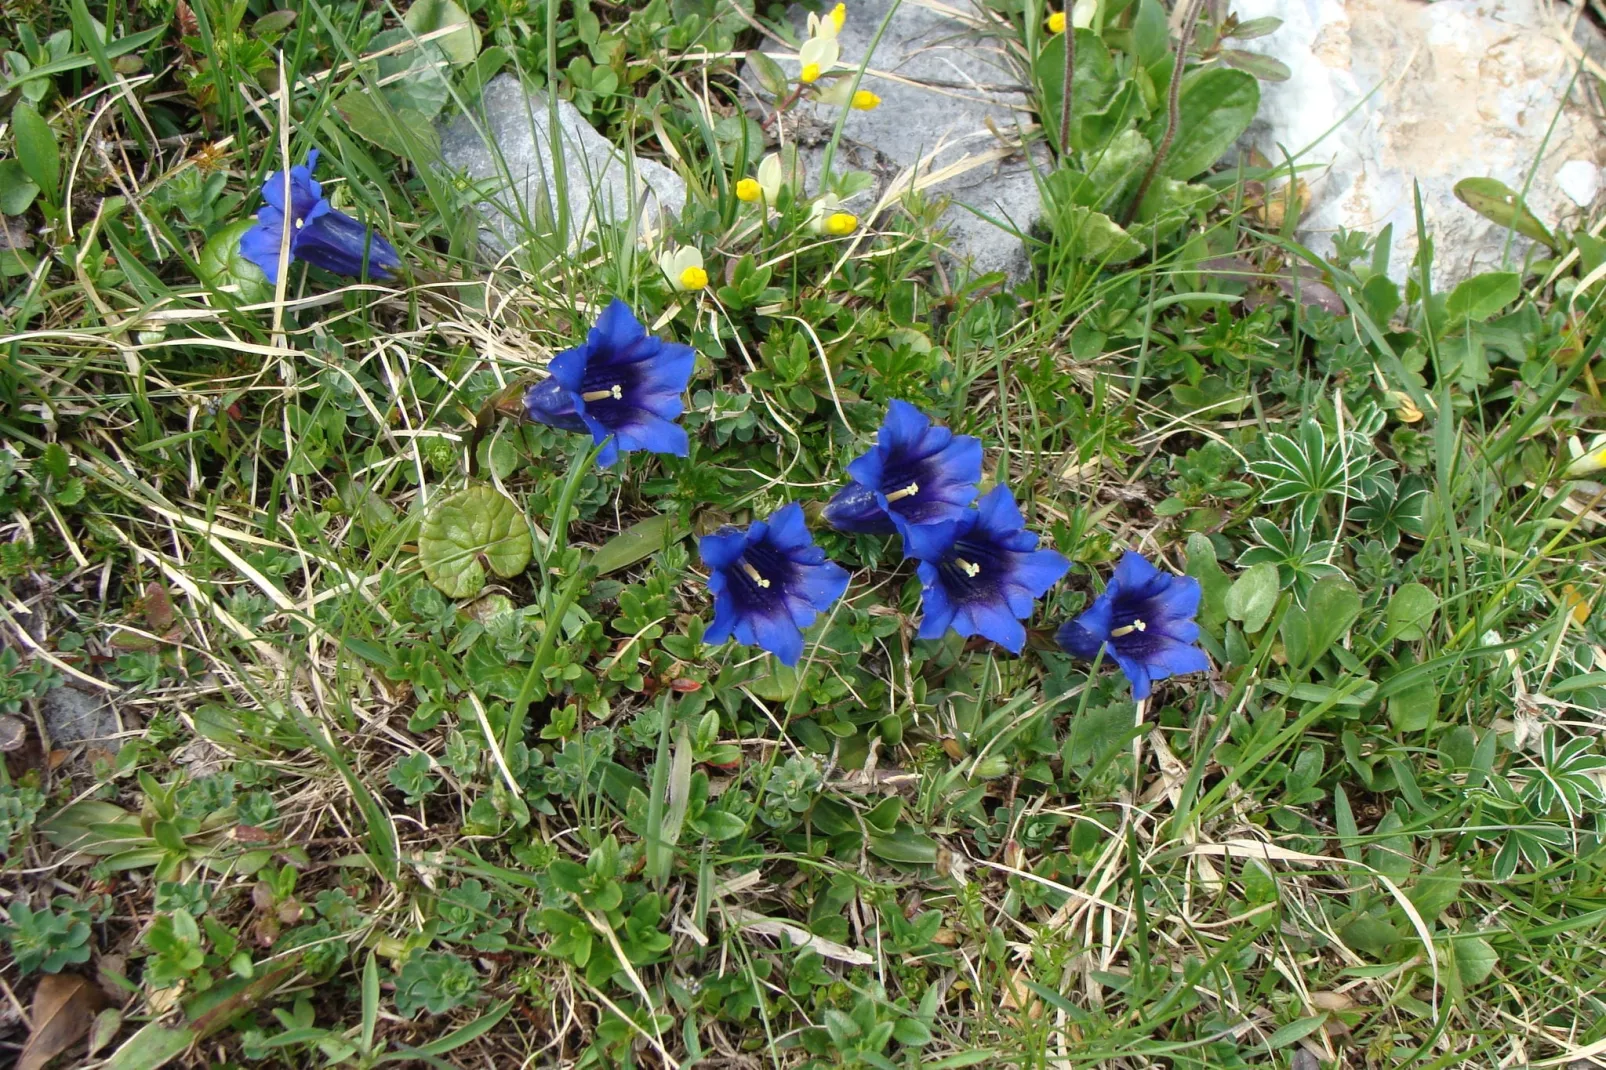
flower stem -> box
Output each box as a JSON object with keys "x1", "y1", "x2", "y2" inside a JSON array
[
  {"x1": 1058, "y1": 23, "x2": 1075, "y2": 155},
  {"x1": 1122, "y1": 0, "x2": 1207, "y2": 226}
]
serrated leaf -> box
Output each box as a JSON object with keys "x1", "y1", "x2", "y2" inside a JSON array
[
  {"x1": 1453, "y1": 177, "x2": 1556, "y2": 249},
  {"x1": 402, "y1": 0, "x2": 480, "y2": 65},
  {"x1": 418, "y1": 485, "x2": 532, "y2": 598}
]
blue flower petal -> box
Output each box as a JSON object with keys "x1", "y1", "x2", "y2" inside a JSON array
[
  {"x1": 902, "y1": 518, "x2": 963, "y2": 562},
  {"x1": 239, "y1": 210, "x2": 287, "y2": 283},
  {"x1": 749, "y1": 606, "x2": 804, "y2": 666},
  {"x1": 1148, "y1": 572, "x2": 1202, "y2": 625},
  {"x1": 1014, "y1": 548, "x2": 1071, "y2": 598},
  {"x1": 822, "y1": 481, "x2": 895, "y2": 534},
  {"x1": 524, "y1": 378, "x2": 588, "y2": 432},
  {"x1": 965, "y1": 600, "x2": 1027, "y2": 654},
  {"x1": 764, "y1": 503, "x2": 812, "y2": 553},
  {"x1": 293, "y1": 208, "x2": 399, "y2": 277},
  {"x1": 699, "y1": 528, "x2": 751, "y2": 571},
  {"x1": 592, "y1": 297, "x2": 648, "y2": 352},
  {"x1": 705, "y1": 592, "x2": 738, "y2": 645},
  {"x1": 1113, "y1": 651, "x2": 1153, "y2": 699},
  {"x1": 1057, "y1": 594, "x2": 1114, "y2": 659},
  {"x1": 1145, "y1": 638, "x2": 1211, "y2": 680}
]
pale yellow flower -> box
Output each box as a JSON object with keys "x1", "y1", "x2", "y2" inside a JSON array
[
  {"x1": 798, "y1": 35, "x2": 838, "y2": 84},
  {"x1": 660, "y1": 247, "x2": 708, "y2": 292}
]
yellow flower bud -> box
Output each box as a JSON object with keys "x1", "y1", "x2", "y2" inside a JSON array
[
  {"x1": 678, "y1": 265, "x2": 709, "y2": 290},
  {"x1": 1047, "y1": 10, "x2": 1067, "y2": 32},
  {"x1": 801, "y1": 62, "x2": 821, "y2": 83},
  {"x1": 830, "y1": 2, "x2": 846, "y2": 30},
  {"x1": 851, "y1": 89, "x2": 881, "y2": 110},
  {"x1": 736, "y1": 177, "x2": 762, "y2": 202},
  {"x1": 824, "y1": 212, "x2": 858, "y2": 235}
]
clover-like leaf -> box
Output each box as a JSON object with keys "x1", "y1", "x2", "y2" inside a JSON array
[{"x1": 418, "y1": 485, "x2": 532, "y2": 598}]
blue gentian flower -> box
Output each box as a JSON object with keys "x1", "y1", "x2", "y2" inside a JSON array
[
  {"x1": 522, "y1": 378, "x2": 588, "y2": 433},
  {"x1": 701, "y1": 503, "x2": 851, "y2": 666},
  {"x1": 1056, "y1": 551, "x2": 1210, "y2": 700},
  {"x1": 904, "y1": 486, "x2": 1070, "y2": 654},
  {"x1": 239, "y1": 149, "x2": 400, "y2": 283},
  {"x1": 532, "y1": 299, "x2": 696, "y2": 467},
  {"x1": 822, "y1": 400, "x2": 983, "y2": 545}
]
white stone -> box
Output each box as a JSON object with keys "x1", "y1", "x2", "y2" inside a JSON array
[
  {"x1": 744, "y1": 0, "x2": 1048, "y2": 281},
  {"x1": 1557, "y1": 159, "x2": 1602, "y2": 207},
  {"x1": 436, "y1": 75, "x2": 687, "y2": 256},
  {"x1": 1235, "y1": 0, "x2": 1604, "y2": 282}
]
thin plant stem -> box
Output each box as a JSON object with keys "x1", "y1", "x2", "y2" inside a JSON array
[
  {"x1": 1059, "y1": 23, "x2": 1075, "y2": 155},
  {"x1": 1123, "y1": 0, "x2": 1207, "y2": 226}
]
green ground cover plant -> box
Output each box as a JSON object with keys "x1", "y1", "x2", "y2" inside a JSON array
[{"x1": 3, "y1": 0, "x2": 1606, "y2": 1066}]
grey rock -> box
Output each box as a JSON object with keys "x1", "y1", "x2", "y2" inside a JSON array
[
  {"x1": 41, "y1": 685, "x2": 120, "y2": 747},
  {"x1": 436, "y1": 75, "x2": 687, "y2": 257},
  {"x1": 1234, "y1": 0, "x2": 1606, "y2": 284},
  {"x1": 745, "y1": 0, "x2": 1048, "y2": 282}
]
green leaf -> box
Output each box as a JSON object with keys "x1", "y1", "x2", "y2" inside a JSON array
[
  {"x1": 335, "y1": 88, "x2": 442, "y2": 161},
  {"x1": 1220, "y1": 49, "x2": 1291, "y2": 81},
  {"x1": 1407, "y1": 863, "x2": 1463, "y2": 921},
  {"x1": 1445, "y1": 271, "x2": 1520, "y2": 322},
  {"x1": 1453, "y1": 177, "x2": 1556, "y2": 248},
  {"x1": 402, "y1": 0, "x2": 480, "y2": 65},
  {"x1": 418, "y1": 485, "x2": 533, "y2": 599},
  {"x1": 1264, "y1": 1015, "x2": 1327, "y2": 1048},
  {"x1": 1035, "y1": 30, "x2": 1119, "y2": 151},
  {"x1": 1385, "y1": 583, "x2": 1438, "y2": 641},
  {"x1": 1302, "y1": 576, "x2": 1361, "y2": 665},
  {"x1": 104, "y1": 1022, "x2": 196, "y2": 1070},
  {"x1": 1225, "y1": 561, "x2": 1279, "y2": 633},
  {"x1": 694, "y1": 810, "x2": 748, "y2": 841},
  {"x1": 1453, "y1": 936, "x2": 1498, "y2": 987},
  {"x1": 1062, "y1": 206, "x2": 1143, "y2": 263},
  {"x1": 747, "y1": 49, "x2": 789, "y2": 98},
  {"x1": 1388, "y1": 679, "x2": 1438, "y2": 733},
  {"x1": 590, "y1": 513, "x2": 686, "y2": 576},
  {"x1": 1340, "y1": 916, "x2": 1400, "y2": 955},
  {"x1": 197, "y1": 219, "x2": 273, "y2": 303},
  {"x1": 866, "y1": 826, "x2": 940, "y2": 865},
  {"x1": 0, "y1": 159, "x2": 40, "y2": 215},
  {"x1": 1184, "y1": 533, "x2": 1231, "y2": 631},
  {"x1": 1151, "y1": 67, "x2": 1259, "y2": 180},
  {"x1": 11, "y1": 100, "x2": 60, "y2": 201}
]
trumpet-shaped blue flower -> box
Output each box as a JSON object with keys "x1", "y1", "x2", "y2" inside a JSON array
[
  {"x1": 904, "y1": 486, "x2": 1070, "y2": 654},
  {"x1": 822, "y1": 400, "x2": 982, "y2": 546},
  {"x1": 239, "y1": 150, "x2": 400, "y2": 283},
  {"x1": 1056, "y1": 551, "x2": 1209, "y2": 700},
  {"x1": 532, "y1": 299, "x2": 696, "y2": 467},
  {"x1": 701, "y1": 504, "x2": 850, "y2": 666}
]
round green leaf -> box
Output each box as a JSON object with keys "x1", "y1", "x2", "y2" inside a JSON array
[
  {"x1": 1385, "y1": 582, "x2": 1439, "y2": 642},
  {"x1": 0, "y1": 160, "x2": 40, "y2": 216},
  {"x1": 198, "y1": 219, "x2": 273, "y2": 303},
  {"x1": 418, "y1": 485, "x2": 533, "y2": 599},
  {"x1": 402, "y1": 0, "x2": 481, "y2": 66},
  {"x1": 1225, "y1": 561, "x2": 1279, "y2": 633}
]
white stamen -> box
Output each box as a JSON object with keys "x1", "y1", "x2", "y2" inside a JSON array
[
  {"x1": 884, "y1": 481, "x2": 920, "y2": 502},
  {"x1": 1110, "y1": 619, "x2": 1147, "y2": 638},
  {"x1": 294, "y1": 218, "x2": 304, "y2": 229},
  {"x1": 740, "y1": 560, "x2": 771, "y2": 588},
  {"x1": 956, "y1": 558, "x2": 981, "y2": 578},
  {"x1": 581, "y1": 385, "x2": 624, "y2": 402}
]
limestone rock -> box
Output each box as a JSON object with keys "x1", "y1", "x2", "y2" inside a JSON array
[
  {"x1": 744, "y1": 0, "x2": 1048, "y2": 282},
  {"x1": 1234, "y1": 0, "x2": 1604, "y2": 283},
  {"x1": 41, "y1": 686, "x2": 120, "y2": 747},
  {"x1": 437, "y1": 75, "x2": 687, "y2": 256}
]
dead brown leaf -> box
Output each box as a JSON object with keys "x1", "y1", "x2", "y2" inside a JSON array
[
  {"x1": 18, "y1": 974, "x2": 105, "y2": 1070},
  {"x1": 141, "y1": 582, "x2": 177, "y2": 633}
]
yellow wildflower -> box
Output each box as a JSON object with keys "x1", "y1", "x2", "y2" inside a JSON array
[
  {"x1": 736, "y1": 177, "x2": 762, "y2": 202},
  {"x1": 1047, "y1": 10, "x2": 1066, "y2": 32},
  {"x1": 851, "y1": 89, "x2": 881, "y2": 110}
]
